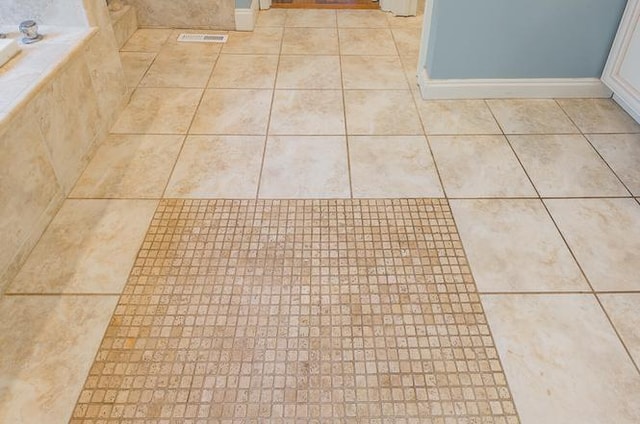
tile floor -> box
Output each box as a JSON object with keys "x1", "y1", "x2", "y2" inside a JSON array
[{"x1": 2, "y1": 8, "x2": 640, "y2": 424}]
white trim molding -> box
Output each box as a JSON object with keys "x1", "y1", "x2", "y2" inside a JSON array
[
  {"x1": 418, "y1": 68, "x2": 612, "y2": 100},
  {"x1": 602, "y1": 0, "x2": 640, "y2": 123}
]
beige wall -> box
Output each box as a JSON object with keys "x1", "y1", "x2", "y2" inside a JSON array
[
  {"x1": 1, "y1": 0, "x2": 88, "y2": 26},
  {"x1": 127, "y1": 0, "x2": 235, "y2": 30}
]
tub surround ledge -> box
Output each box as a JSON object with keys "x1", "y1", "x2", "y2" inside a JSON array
[{"x1": 0, "y1": 6, "x2": 130, "y2": 292}]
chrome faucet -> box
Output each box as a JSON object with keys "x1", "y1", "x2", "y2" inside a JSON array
[{"x1": 19, "y1": 20, "x2": 42, "y2": 44}]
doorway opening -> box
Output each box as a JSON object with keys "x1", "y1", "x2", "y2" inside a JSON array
[{"x1": 271, "y1": 0, "x2": 379, "y2": 10}]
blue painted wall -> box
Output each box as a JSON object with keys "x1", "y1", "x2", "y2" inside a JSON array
[{"x1": 426, "y1": 0, "x2": 627, "y2": 79}]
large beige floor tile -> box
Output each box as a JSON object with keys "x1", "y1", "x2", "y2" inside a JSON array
[
  {"x1": 222, "y1": 27, "x2": 283, "y2": 55},
  {"x1": 270, "y1": 90, "x2": 345, "y2": 135},
  {"x1": 165, "y1": 135, "x2": 264, "y2": 198},
  {"x1": 557, "y1": 99, "x2": 640, "y2": 134},
  {"x1": 487, "y1": 99, "x2": 579, "y2": 134},
  {"x1": 418, "y1": 100, "x2": 502, "y2": 135},
  {"x1": 209, "y1": 54, "x2": 278, "y2": 88},
  {"x1": 121, "y1": 28, "x2": 172, "y2": 52},
  {"x1": 341, "y1": 56, "x2": 407, "y2": 89},
  {"x1": 71, "y1": 134, "x2": 184, "y2": 198},
  {"x1": 599, "y1": 294, "x2": 640, "y2": 366},
  {"x1": 510, "y1": 135, "x2": 629, "y2": 197},
  {"x1": 349, "y1": 136, "x2": 443, "y2": 197},
  {"x1": 0, "y1": 295, "x2": 117, "y2": 423},
  {"x1": 344, "y1": 90, "x2": 422, "y2": 135},
  {"x1": 429, "y1": 135, "x2": 536, "y2": 198},
  {"x1": 338, "y1": 28, "x2": 397, "y2": 55},
  {"x1": 7, "y1": 199, "x2": 157, "y2": 294},
  {"x1": 337, "y1": 10, "x2": 389, "y2": 28},
  {"x1": 190, "y1": 89, "x2": 272, "y2": 135},
  {"x1": 451, "y1": 199, "x2": 588, "y2": 292},
  {"x1": 139, "y1": 43, "x2": 218, "y2": 88},
  {"x1": 112, "y1": 87, "x2": 203, "y2": 134},
  {"x1": 391, "y1": 27, "x2": 421, "y2": 59},
  {"x1": 256, "y1": 9, "x2": 287, "y2": 27},
  {"x1": 282, "y1": 28, "x2": 339, "y2": 55},
  {"x1": 483, "y1": 294, "x2": 640, "y2": 424},
  {"x1": 259, "y1": 136, "x2": 350, "y2": 198},
  {"x1": 545, "y1": 198, "x2": 640, "y2": 292},
  {"x1": 119, "y1": 52, "x2": 156, "y2": 88},
  {"x1": 588, "y1": 133, "x2": 640, "y2": 195},
  {"x1": 276, "y1": 55, "x2": 342, "y2": 89},
  {"x1": 285, "y1": 9, "x2": 337, "y2": 27}
]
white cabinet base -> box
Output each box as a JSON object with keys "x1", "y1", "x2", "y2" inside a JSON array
[{"x1": 603, "y1": 0, "x2": 640, "y2": 124}]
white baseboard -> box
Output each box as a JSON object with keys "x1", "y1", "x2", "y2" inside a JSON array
[{"x1": 418, "y1": 68, "x2": 613, "y2": 99}]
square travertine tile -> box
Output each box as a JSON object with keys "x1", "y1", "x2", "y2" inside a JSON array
[
  {"x1": 209, "y1": 54, "x2": 279, "y2": 88},
  {"x1": 111, "y1": 87, "x2": 203, "y2": 134},
  {"x1": 139, "y1": 43, "x2": 218, "y2": 88},
  {"x1": 7, "y1": 199, "x2": 157, "y2": 294},
  {"x1": 510, "y1": 135, "x2": 629, "y2": 197},
  {"x1": 451, "y1": 199, "x2": 588, "y2": 292},
  {"x1": 222, "y1": 27, "x2": 283, "y2": 55},
  {"x1": 349, "y1": 136, "x2": 443, "y2": 197},
  {"x1": 483, "y1": 294, "x2": 640, "y2": 424},
  {"x1": 282, "y1": 28, "x2": 339, "y2": 55},
  {"x1": 0, "y1": 295, "x2": 117, "y2": 423},
  {"x1": 285, "y1": 9, "x2": 337, "y2": 27},
  {"x1": 190, "y1": 89, "x2": 272, "y2": 135},
  {"x1": 599, "y1": 294, "x2": 640, "y2": 366},
  {"x1": 557, "y1": 98, "x2": 640, "y2": 134},
  {"x1": 270, "y1": 90, "x2": 345, "y2": 135},
  {"x1": 337, "y1": 10, "x2": 389, "y2": 28},
  {"x1": 165, "y1": 135, "x2": 264, "y2": 198},
  {"x1": 417, "y1": 100, "x2": 502, "y2": 135},
  {"x1": 391, "y1": 27, "x2": 421, "y2": 59},
  {"x1": 120, "y1": 28, "x2": 172, "y2": 52},
  {"x1": 256, "y1": 9, "x2": 287, "y2": 27},
  {"x1": 119, "y1": 52, "x2": 156, "y2": 88},
  {"x1": 70, "y1": 198, "x2": 519, "y2": 423},
  {"x1": 429, "y1": 135, "x2": 536, "y2": 198},
  {"x1": 338, "y1": 28, "x2": 398, "y2": 55},
  {"x1": 71, "y1": 134, "x2": 184, "y2": 199},
  {"x1": 276, "y1": 55, "x2": 342, "y2": 89},
  {"x1": 259, "y1": 136, "x2": 349, "y2": 198},
  {"x1": 344, "y1": 90, "x2": 422, "y2": 135},
  {"x1": 487, "y1": 99, "x2": 579, "y2": 134},
  {"x1": 588, "y1": 133, "x2": 640, "y2": 195},
  {"x1": 545, "y1": 198, "x2": 640, "y2": 292},
  {"x1": 341, "y1": 56, "x2": 408, "y2": 89}
]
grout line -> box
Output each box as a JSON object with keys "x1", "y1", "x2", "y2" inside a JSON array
[
  {"x1": 337, "y1": 23, "x2": 354, "y2": 199},
  {"x1": 595, "y1": 294, "x2": 640, "y2": 375},
  {"x1": 550, "y1": 99, "x2": 640, "y2": 375},
  {"x1": 159, "y1": 38, "x2": 222, "y2": 199},
  {"x1": 390, "y1": 19, "x2": 521, "y2": 418},
  {"x1": 554, "y1": 101, "x2": 636, "y2": 197},
  {"x1": 255, "y1": 22, "x2": 286, "y2": 200}
]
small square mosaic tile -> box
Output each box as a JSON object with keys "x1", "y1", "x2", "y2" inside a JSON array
[{"x1": 71, "y1": 199, "x2": 519, "y2": 423}]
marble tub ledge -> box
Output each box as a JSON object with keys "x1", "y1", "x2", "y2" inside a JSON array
[{"x1": 0, "y1": 26, "x2": 98, "y2": 135}]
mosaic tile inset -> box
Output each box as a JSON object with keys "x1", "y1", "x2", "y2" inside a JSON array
[{"x1": 71, "y1": 199, "x2": 519, "y2": 423}]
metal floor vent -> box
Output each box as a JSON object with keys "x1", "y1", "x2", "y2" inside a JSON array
[{"x1": 177, "y1": 33, "x2": 228, "y2": 43}]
